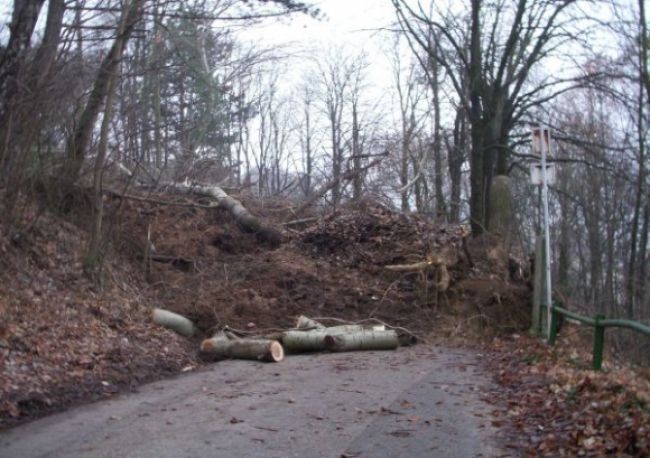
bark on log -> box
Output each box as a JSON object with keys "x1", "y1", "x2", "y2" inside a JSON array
[
  {"x1": 170, "y1": 182, "x2": 282, "y2": 247},
  {"x1": 281, "y1": 328, "x2": 396, "y2": 353},
  {"x1": 281, "y1": 330, "x2": 330, "y2": 352},
  {"x1": 324, "y1": 330, "x2": 399, "y2": 352},
  {"x1": 200, "y1": 334, "x2": 284, "y2": 362},
  {"x1": 152, "y1": 308, "x2": 196, "y2": 337}
]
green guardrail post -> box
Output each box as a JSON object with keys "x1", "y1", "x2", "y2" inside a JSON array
[
  {"x1": 592, "y1": 314, "x2": 605, "y2": 370},
  {"x1": 548, "y1": 305, "x2": 559, "y2": 345}
]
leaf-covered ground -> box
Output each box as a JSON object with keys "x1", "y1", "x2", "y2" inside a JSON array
[{"x1": 485, "y1": 333, "x2": 650, "y2": 456}]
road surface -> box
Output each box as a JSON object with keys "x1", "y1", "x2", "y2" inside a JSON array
[{"x1": 0, "y1": 346, "x2": 504, "y2": 457}]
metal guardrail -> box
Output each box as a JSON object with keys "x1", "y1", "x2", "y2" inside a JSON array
[{"x1": 544, "y1": 303, "x2": 650, "y2": 370}]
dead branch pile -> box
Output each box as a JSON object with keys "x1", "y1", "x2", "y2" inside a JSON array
[{"x1": 299, "y1": 205, "x2": 466, "y2": 268}]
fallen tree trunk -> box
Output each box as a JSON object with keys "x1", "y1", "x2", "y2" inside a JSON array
[
  {"x1": 152, "y1": 308, "x2": 196, "y2": 337},
  {"x1": 281, "y1": 328, "x2": 396, "y2": 353},
  {"x1": 200, "y1": 334, "x2": 284, "y2": 362},
  {"x1": 169, "y1": 182, "x2": 282, "y2": 247},
  {"x1": 324, "y1": 330, "x2": 399, "y2": 352}
]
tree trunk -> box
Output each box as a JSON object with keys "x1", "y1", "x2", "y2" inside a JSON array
[
  {"x1": 351, "y1": 100, "x2": 362, "y2": 202},
  {"x1": 468, "y1": 0, "x2": 486, "y2": 234},
  {"x1": 627, "y1": 8, "x2": 648, "y2": 317},
  {"x1": 201, "y1": 334, "x2": 284, "y2": 362},
  {"x1": 87, "y1": 0, "x2": 129, "y2": 267},
  {"x1": 430, "y1": 41, "x2": 446, "y2": 220},
  {"x1": 0, "y1": 0, "x2": 45, "y2": 119},
  {"x1": 63, "y1": 0, "x2": 143, "y2": 186},
  {"x1": 303, "y1": 98, "x2": 313, "y2": 196},
  {"x1": 448, "y1": 106, "x2": 465, "y2": 223},
  {"x1": 488, "y1": 175, "x2": 513, "y2": 248}
]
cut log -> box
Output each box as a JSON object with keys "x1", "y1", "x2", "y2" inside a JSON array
[
  {"x1": 295, "y1": 315, "x2": 325, "y2": 329},
  {"x1": 281, "y1": 330, "x2": 330, "y2": 352},
  {"x1": 152, "y1": 308, "x2": 196, "y2": 337},
  {"x1": 200, "y1": 334, "x2": 284, "y2": 362},
  {"x1": 281, "y1": 328, "x2": 396, "y2": 353},
  {"x1": 324, "y1": 330, "x2": 399, "y2": 352},
  {"x1": 169, "y1": 182, "x2": 282, "y2": 247}
]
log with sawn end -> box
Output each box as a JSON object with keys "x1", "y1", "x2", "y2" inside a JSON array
[{"x1": 200, "y1": 333, "x2": 284, "y2": 362}]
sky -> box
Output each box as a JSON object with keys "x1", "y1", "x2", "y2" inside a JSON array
[
  {"x1": 240, "y1": 0, "x2": 397, "y2": 49},
  {"x1": 234, "y1": 0, "x2": 405, "y2": 121}
]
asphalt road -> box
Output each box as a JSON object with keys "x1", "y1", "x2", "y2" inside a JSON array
[{"x1": 0, "y1": 346, "x2": 504, "y2": 458}]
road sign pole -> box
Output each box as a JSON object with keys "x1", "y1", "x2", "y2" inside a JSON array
[{"x1": 540, "y1": 126, "x2": 553, "y2": 339}]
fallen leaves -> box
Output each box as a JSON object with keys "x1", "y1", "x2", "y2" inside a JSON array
[{"x1": 485, "y1": 334, "x2": 650, "y2": 456}]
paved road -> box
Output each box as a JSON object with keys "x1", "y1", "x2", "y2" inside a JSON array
[{"x1": 0, "y1": 346, "x2": 504, "y2": 458}]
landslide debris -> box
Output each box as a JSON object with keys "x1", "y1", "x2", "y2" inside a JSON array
[{"x1": 1, "y1": 193, "x2": 530, "y2": 429}]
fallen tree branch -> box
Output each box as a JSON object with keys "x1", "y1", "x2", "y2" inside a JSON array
[{"x1": 168, "y1": 182, "x2": 282, "y2": 247}]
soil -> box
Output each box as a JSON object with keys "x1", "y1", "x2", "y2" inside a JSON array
[{"x1": 0, "y1": 191, "x2": 531, "y2": 430}]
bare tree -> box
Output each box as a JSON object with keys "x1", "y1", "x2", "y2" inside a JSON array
[{"x1": 393, "y1": 0, "x2": 593, "y2": 234}]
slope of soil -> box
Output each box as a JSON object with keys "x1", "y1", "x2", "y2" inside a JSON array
[{"x1": 0, "y1": 211, "x2": 194, "y2": 429}]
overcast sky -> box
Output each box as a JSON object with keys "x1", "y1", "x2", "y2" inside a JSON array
[
  {"x1": 235, "y1": 0, "x2": 403, "y2": 117},
  {"x1": 241, "y1": 0, "x2": 396, "y2": 48}
]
